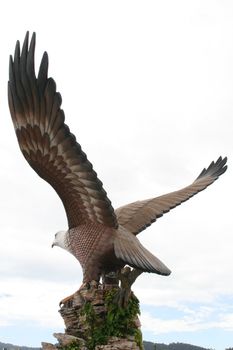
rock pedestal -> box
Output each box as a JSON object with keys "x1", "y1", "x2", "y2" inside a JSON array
[{"x1": 42, "y1": 276, "x2": 143, "y2": 350}]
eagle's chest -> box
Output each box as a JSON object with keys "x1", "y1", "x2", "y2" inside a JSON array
[{"x1": 67, "y1": 223, "x2": 115, "y2": 267}]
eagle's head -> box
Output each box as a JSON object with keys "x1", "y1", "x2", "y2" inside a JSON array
[{"x1": 52, "y1": 230, "x2": 68, "y2": 250}]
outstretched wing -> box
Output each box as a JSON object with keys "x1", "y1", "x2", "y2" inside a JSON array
[
  {"x1": 115, "y1": 157, "x2": 227, "y2": 235},
  {"x1": 8, "y1": 32, "x2": 118, "y2": 229}
]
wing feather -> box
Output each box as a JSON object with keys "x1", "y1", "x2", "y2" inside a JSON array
[
  {"x1": 114, "y1": 228, "x2": 171, "y2": 275},
  {"x1": 116, "y1": 157, "x2": 227, "y2": 235},
  {"x1": 8, "y1": 32, "x2": 118, "y2": 229}
]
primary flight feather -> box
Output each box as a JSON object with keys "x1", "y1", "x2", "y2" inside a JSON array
[{"x1": 8, "y1": 32, "x2": 227, "y2": 286}]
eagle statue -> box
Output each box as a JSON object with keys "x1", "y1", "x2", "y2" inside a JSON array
[{"x1": 8, "y1": 32, "x2": 227, "y2": 298}]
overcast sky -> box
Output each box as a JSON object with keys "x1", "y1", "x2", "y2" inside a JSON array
[{"x1": 0, "y1": 1, "x2": 233, "y2": 349}]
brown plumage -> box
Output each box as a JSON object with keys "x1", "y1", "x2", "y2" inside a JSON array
[{"x1": 8, "y1": 32, "x2": 227, "y2": 285}]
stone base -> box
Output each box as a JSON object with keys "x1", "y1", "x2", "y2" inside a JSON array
[
  {"x1": 42, "y1": 334, "x2": 140, "y2": 350},
  {"x1": 42, "y1": 282, "x2": 143, "y2": 350},
  {"x1": 95, "y1": 336, "x2": 140, "y2": 349}
]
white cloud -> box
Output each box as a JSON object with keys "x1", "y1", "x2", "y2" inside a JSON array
[
  {"x1": 142, "y1": 313, "x2": 194, "y2": 334},
  {"x1": 218, "y1": 313, "x2": 233, "y2": 331},
  {"x1": 0, "y1": 278, "x2": 76, "y2": 328},
  {"x1": 141, "y1": 306, "x2": 233, "y2": 335}
]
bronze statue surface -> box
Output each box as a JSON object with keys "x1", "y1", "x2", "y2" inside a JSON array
[{"x1": 8, "y1": 32, "x2": 227, "y2": 292}]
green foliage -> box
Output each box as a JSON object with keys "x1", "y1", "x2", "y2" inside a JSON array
[
  {"x1": 80, "y1": 288, "x2": 142, "y2": 350},
  {"x1": 104, "y1": 288, "x2": 140, "y2": 338},
  {"x1": 60, "y1": 341, "x2": 80, "y2": 350},
  {"x1": 82, "y1": 301, "x2": 108, "y2": 349},
  {"x1": 134, "y1": 328, "x2": 143, "y2": 350}
]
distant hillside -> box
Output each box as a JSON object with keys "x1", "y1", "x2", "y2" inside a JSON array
[
  {"x1": 144, "y1": 342, "x2": 213, "y2": 350},
  {"x1": 0, "y1": 342, "x2": 40, "y2": 350},
  {"x1": 0, "y1": 340, "x2": 213, "y2": 350}
]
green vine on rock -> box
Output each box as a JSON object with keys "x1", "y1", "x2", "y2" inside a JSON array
[
  {"x1": 134, "y1": 329, "x2": 143, "y2": 350},
  {"x1": 82, "y1": 301, "x2": 108, "y2": 349},
  {"x1": 80, "y1": 288, "x2": 142, "y2": 350},
  {"x1": 60, "y1": 341, "x2": 80, "y2": 350},
  {"x1": 104, "y1": 288, "x2": 140, "y2": 337}
]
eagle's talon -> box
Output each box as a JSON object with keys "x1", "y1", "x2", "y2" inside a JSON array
[
  {"x1": 59, "y1": 281, "x2": 98, "y2": 308},
  {"x1": 59, "y1": 293, "x2": 75, "y2": 307}
]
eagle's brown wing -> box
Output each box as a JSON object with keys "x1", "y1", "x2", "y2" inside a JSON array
[
  {"x1": 8, "y1": 32, "x2": 118, "y2": 229},
  {"x1": 115, "y1": 157, "x2": 227, "y2": 235}
]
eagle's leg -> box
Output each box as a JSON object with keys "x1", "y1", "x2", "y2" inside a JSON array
[
  {"x1": 59, "y1": 281, "x2": 98, "y2": 307},
  {"x1": 102, "y1": 271, "x2": 119, "y2": 289}
]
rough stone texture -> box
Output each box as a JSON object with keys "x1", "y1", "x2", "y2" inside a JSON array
[
  {"x1": 59, "y1": 287, "x2": 108, "y2": 337},
  {"x1": 42, "y1": 336, "x2": 88, "y2": 350},
  {"x1": 53, "y1": 333, "x2": 86, "y2": 347},
  {"x1": 41, "y1": 343, "x2": 57, "y2": 350},
  {"x1": 42, "y1": 268, "x2": 143, "y2": 350},
  {"x1": 95, "y1": 336, "x2": 140, "y2": 349}
]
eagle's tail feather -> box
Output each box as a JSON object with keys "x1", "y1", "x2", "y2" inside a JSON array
[{"x1": 114, "y1": 228, "x2": 171, "y2": 276}]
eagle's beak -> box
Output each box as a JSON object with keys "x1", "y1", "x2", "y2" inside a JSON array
[{"x1": 51, "y1": 243, "x2": 55, "y2": 248}]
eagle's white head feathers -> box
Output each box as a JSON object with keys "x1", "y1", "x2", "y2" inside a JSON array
[{"x1": 52, "y1": 230, "x2": 68, "y2": 250}]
